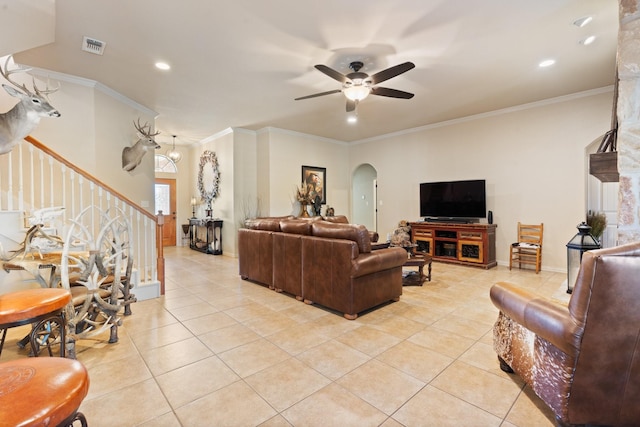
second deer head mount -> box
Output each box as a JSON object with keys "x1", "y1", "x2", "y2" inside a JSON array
[
  {"x1": 0, "y1": 55, "x2": 61, "y2": 155},
  {"x1": 121, "y1": 118, "x2": 161, "y2": 172}
]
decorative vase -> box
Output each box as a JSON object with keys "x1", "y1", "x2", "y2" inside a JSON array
[{"x1": 299, "y1": 203, "x2": 310, "y2": 218}]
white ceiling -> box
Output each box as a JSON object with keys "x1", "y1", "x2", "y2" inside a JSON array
[{"x1": 14, "y1": 0, "x2": 618, "y2": 144}]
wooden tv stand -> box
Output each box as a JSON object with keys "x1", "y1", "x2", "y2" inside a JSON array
[{"x1": 410, "y1": 222, "x2": 497, "y2": 269}]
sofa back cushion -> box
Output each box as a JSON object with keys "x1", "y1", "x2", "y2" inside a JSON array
[
  {"x1": 323, "y1": 215, "x2": 349, "y2": 224},
  {"x1": 244, "y1": 218, "x2": 282, "y2": 232},
  {"x1": 311, "y1": 221, "x2": 371, "y2": 253},
  {"x1": 280, "y1": 219, "x2": 313, "y2": 235}
]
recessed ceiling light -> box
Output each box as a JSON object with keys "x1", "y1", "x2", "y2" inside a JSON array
[
  {"x1": 539, "y1": 59, "x2": 556, "y2": 68},
  {"x1": 155, "y1": 61, "x2": 171, "y2": 71},
  {"x1": 347, "y1": 116, "x2": 357, "y2": 123},
  {"x1": 573, "y1": 16, "x2": 593, "y2": 27},
  {"x1": 580, "y1": 35, "x2": 596, "y2": 45}
]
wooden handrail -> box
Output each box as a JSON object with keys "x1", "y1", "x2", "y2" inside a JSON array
[
  {"x1": 25, "y1": 135, "x2": 157, "y2": 222},
  {"x1": 24, "y1": 135, "x2": 165, "y2": 295}
]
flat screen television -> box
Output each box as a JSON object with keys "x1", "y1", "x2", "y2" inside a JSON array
[{"x1": 420, "y1": 179, "x2": 486, "y2": 222}]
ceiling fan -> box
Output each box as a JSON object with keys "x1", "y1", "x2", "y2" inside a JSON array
[{"x1": 295, "y1": 61, "x2": 415, "y2": 112}]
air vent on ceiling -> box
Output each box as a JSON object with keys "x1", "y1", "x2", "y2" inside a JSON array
[{"x1": 82, "y1": 36, "x2": 106, "y2": 55}]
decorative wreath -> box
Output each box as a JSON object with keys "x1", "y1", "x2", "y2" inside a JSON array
[{"x1": 197, "y1": 150, "x2": 220, "y2": 204}]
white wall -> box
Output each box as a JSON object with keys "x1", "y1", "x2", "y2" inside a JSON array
[
  {"x1": 27, "y1": 75, "x2": 157, "y2": 215},
  {"x1": 0, "y1": 1, "x2": 55, "y2": 57},
  {"x1": 352, "y1": 163, "x2": 377, "y2": 230},
  {"x1": 260, "y1": 128, "x2": 349, "y2": 218},
  {"x1": 349, "y1": 89, "x2": 614, "y2": 271},
  {"x1": 233, "y1": 128, "x2": 259, "y2": 228}
]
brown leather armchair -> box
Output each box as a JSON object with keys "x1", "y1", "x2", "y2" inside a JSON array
[{"x1": 490, "y1": 242, "x2": 640, "y2": 427}]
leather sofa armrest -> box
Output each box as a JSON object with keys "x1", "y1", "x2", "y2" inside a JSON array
[
  {"x1": 490, "y1": 282, "x2": 580, "y2": 356},
  {"x1": 351, "y1": 247, "x2": 407, "y2": 278}
]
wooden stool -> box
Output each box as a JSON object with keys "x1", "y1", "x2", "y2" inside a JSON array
[
  {"x1": 0, "y1": 357, "x2": 89, "y2": 426},
  {"x1": 0, "y1": 288, "x2": 71, "y2": 357}
]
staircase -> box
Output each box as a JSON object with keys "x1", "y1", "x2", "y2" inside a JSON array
[{"x1": 0, "y1": 136, "x2": 162, "y2": 300}]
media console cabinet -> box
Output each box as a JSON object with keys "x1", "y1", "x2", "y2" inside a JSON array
[{"x1": 410, "y1": 222, "x2": 497, "y2": 269}]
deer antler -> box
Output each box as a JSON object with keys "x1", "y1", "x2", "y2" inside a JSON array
[
  {"x1": 32, "y1": 76, "x2": 60, "y2": 98},
  {"x1": 133, "y1": 118, "x2": 160, "y2": 138},
  {"x1": 0, "y1": 56, "x2": 33, "y2": 95}
]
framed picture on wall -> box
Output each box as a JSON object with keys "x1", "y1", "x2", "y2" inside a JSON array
[{"x1": 302, "y1": 165, "x2": 326, "y2": 205}]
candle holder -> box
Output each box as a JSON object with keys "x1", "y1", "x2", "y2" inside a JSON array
[{"x1": 190, "y1": 197, "x2": 198, "y2": 219}]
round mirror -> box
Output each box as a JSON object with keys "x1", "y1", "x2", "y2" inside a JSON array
[{"x1": 198, "y1": 150, "x2": 220, "y2": 204}]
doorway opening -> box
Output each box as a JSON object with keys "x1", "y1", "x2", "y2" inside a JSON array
[
  {"x1": 352, "y1": 164, "x2": 377, "y2": 231},
  {"x1": 155, "y1": 178, "x2": 177, "y2": 247}
]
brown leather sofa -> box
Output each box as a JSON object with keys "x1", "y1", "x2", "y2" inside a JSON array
[
  {"x1": 490, "y1": 242, "x2": 640, "y2": 426},
  {"x1": 238, "y1": 216, "x2": 406, "y2": 319}
]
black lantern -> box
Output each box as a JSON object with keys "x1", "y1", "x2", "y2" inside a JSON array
[{"x1": 566, "y1": 222, "x2": 600, "y2": 294}]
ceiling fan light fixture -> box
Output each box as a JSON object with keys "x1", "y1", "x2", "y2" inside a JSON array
[
  {"x1": 166, "y1": 135, "x2": 182, "y2": 163},
  {"x1": 343, "y1": 85, "x2": 371, "y2": 101}
]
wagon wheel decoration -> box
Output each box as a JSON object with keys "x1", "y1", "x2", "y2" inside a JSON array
[
  {"x1": 30, "y1": 315, "x2": 65, "y2": 357},
  {"x1": 197, "y1": 150, "x2": 220, "y2": 205}
]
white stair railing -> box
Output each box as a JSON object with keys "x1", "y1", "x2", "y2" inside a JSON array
[{"x1": 0, "y1": 137, "x2": 162, "y2": 299}]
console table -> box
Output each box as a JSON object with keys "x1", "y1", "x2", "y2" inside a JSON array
[
  {"x1": 189, "y1": 218, "x2": 223, "y2": 255},
  {"x1": 410, "y1": 222, "x2": 497, "y2": 269}
]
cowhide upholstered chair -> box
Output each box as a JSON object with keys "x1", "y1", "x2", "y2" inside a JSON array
[{"x1": 490, "y1": 242, "x2": 640, "y2": 427}]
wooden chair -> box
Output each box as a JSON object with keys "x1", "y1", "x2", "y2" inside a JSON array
[
  {"x1": 509, "y1": 222, "x2": 543, "y2": 273},
  {"x1": 0, "y1": 288, "x2": 71, "y2": 357},
  {"x1": 0, "y1": 357, "x2": 89, "y2": 426}
]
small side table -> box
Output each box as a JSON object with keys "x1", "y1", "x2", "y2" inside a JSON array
[{"x1": 403, "y1": 254, "x2": 432, "y2": 286}]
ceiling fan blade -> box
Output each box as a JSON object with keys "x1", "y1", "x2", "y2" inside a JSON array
[
  {"x1": 315, "y1": 64, "x2": 348, "y2": 83},
  {"x1": 371, "y1": 86, "x2": 414, "y2": 99},
  {"x1": 346, "y1": 99, "x2": 356, "y2": 112},
  {"x1": 295, "y1": 89, "x2": 342, "y2": 100},
  {"x1": 369, "y1": 62, "x2": 415, "y2": 85}
]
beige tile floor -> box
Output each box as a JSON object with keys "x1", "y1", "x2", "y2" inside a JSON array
[{"x1": 2, "y1": 246, "x2": 568, "y2": 426}]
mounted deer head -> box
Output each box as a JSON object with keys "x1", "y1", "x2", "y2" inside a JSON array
[
  {"x1": 0, "y1": 56, "x2": 61, "y2": 155},
  {"x1": 122, "y1": 119, "x2": 161, "y2": 172}
]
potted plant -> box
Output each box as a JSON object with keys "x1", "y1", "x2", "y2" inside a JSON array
[{"x1": 586, "y1": 210, "x2": 607, "y2": 243}]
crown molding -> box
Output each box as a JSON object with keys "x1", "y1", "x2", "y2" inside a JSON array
[
  {"x1": 258, "y1": 126, "x2": 347, "y2": 145},
  {"x1": 353, "y1": 85, "x2": 614, "y2": 145},
  {"x1": 27, "y1": 66, "x2": 158, "y2": 118}
]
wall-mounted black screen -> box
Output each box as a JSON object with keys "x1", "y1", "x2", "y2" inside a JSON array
[{"x1": 419, "y1": 179, "x2": 486, "y2": 220}]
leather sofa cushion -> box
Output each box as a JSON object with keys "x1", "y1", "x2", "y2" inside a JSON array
[
  {"x1": 323, "y1": 215, "x2": 349, "y2": 224},
  {"x1": 311, "y1": 221, "x2": 371, "y2": 253},
  {"x1": 245, "y1": 218, "x2": 282, "y2": 231},
  {"x1": 352, "y1": 248, "x2": 408, "y2": 278},
  {"x1": 280, "y1": 219, "x2": 312, "y2": 235}
]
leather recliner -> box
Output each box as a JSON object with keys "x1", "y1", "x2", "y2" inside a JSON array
[{"x1": 490, "y1": 242, "x2": 640, "y2": 426}]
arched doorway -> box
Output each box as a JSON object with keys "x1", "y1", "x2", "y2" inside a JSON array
[{"x1": 352, "y1": 164, "x2": 377, "y2": 231}]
